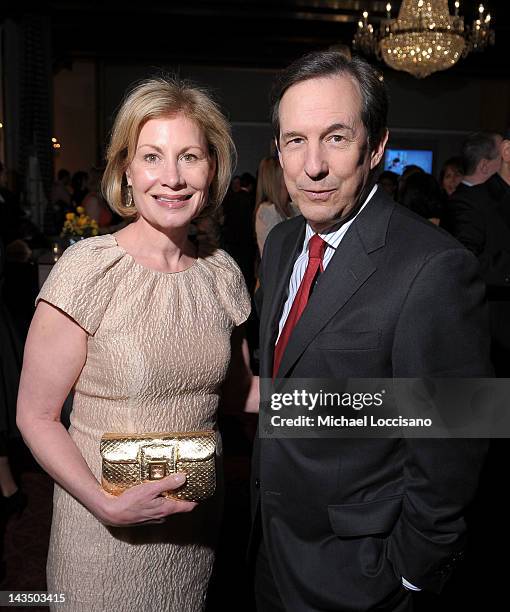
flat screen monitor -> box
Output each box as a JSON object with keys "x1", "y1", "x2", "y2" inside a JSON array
[{"x1": 384, "y1": 149, "x2": 433, "y2": 175}]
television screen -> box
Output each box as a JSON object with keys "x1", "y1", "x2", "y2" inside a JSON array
[{"x1": 384, "y1": 149, "x2": 433, "y2": 175}]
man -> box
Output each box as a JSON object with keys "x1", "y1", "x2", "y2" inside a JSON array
[
  {"x1": 441, "y1": 132, "x2": 502, "y2": 234},
  {"x1": 447, "y1": 130, "x2": 510, "y2": 374},
  {"x1": 252, "y1": 51, "x2": 491, "y2": 612},
  {"x1": 458, "y1": 132, "x2": 503, "y2": 189},
  {"x1": 444, "y1": 129, "x2": 510, "y2": 607}
]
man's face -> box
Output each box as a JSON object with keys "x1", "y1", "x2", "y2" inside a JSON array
[{"x1": 277, "y1": 75, "x2": 387, "y2": 232}]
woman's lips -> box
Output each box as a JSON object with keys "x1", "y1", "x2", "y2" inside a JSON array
[
  {"x1": 302, "y1": 189, "x2": 336, "y2": 202},
  {"x1": 153, "y1": 194, "x2": 192, "y2": 209}
]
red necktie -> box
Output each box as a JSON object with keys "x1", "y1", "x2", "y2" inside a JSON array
[{"x1": 273, "y1": 234, "x2": 327, "y2": 378}]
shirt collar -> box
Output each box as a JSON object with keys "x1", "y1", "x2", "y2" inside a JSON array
[{"x1": 303, "y1": 184, "x2": 378, "y2": 251}]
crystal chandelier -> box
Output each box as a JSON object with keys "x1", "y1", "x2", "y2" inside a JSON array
[{"x1": 353, "y1": 1, "x2": 495, "y2": 78}]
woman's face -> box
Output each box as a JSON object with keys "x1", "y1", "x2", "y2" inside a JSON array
[
  {"x1": 126, "y1": 114, "x2": 215, "y2": 232},
  {"x1": 442, "y1": 165, "x2": 463, "y2": 196}
]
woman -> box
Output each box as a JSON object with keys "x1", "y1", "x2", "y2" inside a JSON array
[
  {"x1": 399, "y1": 171, "x2": 445, "y2": 226},
  {"x1": 439, "y1": 156, "x2": 464, "y2": 197},
  {"x1": 17, "y1": 77, "x2": 253, "y2": 610},
  {"x1": 254, "y1": 157, "x2": 297, "y2": 255}
]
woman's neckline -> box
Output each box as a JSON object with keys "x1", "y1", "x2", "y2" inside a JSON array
[{"x1": 109, "y1": 234, "x2": 199, "y2": 276}]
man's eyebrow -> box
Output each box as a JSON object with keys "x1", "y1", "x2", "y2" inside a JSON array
[
  {"x1": 281, "y1": 131, "x2": 304, "y2": 141},
  {"x1": 320, "y1": 122, "x2": 355, "y2": 138},
  {"x1": 281, "y1": 123, "x2": 355, "y2": 142}
]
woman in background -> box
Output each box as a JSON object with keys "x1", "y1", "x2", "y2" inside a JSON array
[
  {"x1": 17, "y1": 77, "x2": 254, "y2": 611},
  {"x1": 254, "y1": 157, "x2": 298, "y2": 255},
  {"x1": 439, "y1": 156, "x2": 464, "y2": 197},
  {"x1": 400, "y1": 171, "x2": 445, "y2": 226}
]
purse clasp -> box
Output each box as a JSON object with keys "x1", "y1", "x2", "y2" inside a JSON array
[
  {"x1": 140, "y1": 443, "x2": 177, "y2": 481},
  {"x1": 148, "y1": 461, "x2": 167, "y2": 480}
]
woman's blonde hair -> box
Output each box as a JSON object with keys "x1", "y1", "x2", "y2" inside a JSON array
[
  {"x1": 255, "y1": 157, "x2": 291, "y2": 219},
  {"x1": 102, "y1": 76, "x2": 236, "y2": 218}
]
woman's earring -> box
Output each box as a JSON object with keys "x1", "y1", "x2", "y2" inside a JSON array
[{"x1": 126, "y1": 185, "x2": 134, "y2": 208}]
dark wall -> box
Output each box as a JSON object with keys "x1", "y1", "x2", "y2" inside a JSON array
[{"x1": 93, "y1": 60, "x2": 510, "y2": 177}]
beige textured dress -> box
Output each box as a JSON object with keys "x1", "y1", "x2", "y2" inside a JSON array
[{"x1": 37, "y1": 234, "x2": 250, "y2": 611}]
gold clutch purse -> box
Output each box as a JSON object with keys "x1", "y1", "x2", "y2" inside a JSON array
[{"x1": 100, "y1": 430, "x2": 216, "y2": 502}]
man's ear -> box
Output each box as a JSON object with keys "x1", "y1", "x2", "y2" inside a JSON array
[
  {"x1": 501, "y1": 139, "x2": 510, "y2": 163},
  {"x1": 370, "y1": 129, "x2": 389, "y2": 170}
]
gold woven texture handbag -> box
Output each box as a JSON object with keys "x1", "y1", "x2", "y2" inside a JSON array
[{"x1": 100, "y1": 430, "x2": 216, "y2": 502}]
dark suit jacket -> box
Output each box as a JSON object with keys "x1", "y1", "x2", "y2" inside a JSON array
[
  {"x1": 447, "y1": 174, "x2": 510, "y2": 371},
  {"x1": 447, "y1": 173, "x2": 510, "y2": 297},
  {"x1": 252, "y1": 188, "x2": 491, "y2": 611},
  {"x1": 440, "y1": 181, "x2": 471, "y2": 235}
]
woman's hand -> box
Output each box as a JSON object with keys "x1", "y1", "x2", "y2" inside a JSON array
[{"x1": 97, "y1": 472, "x2": 197, "y2": 527}]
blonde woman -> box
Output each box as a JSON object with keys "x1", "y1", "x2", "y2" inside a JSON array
[
  {"x1": 254, "y1": 156, "x2": 298, "y2": 255},
  {"x1": 16, "y1": 78, "x2": 254, "y2": 611}
]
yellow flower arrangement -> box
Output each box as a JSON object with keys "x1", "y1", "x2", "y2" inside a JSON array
[{"x1": 61, "y1": 207, "x2": 99, "y2": 238}]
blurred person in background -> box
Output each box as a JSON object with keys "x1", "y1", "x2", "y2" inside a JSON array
[
  {"x1": 377, "y1": 170, "x2": 399, "y2": 200},
  {"x1": 230, "y1": 175, "x2": 241, "y2": 193},
  {"x1": 254, "y1": 157, "x2": 298, "y2": 255},
  {"x1": 445, "y1": 129, "x2": 510, "y2": 607},
  {"x1": 457, "y1": 132, "x2": 502, "y2": 190},
  {"x1": 400, "y1": 172, "x2": 445, "y2": 226},
  {"x1": 82, "y1": 167, "x2": 113, "y2": 229},
  {"x1": 0, "y1": 237, "x2": 26, "y2": 521},
  {"x1": 51, "y1": 169, "x2": 72, "y2": 208},
  {"x1": 45, "y1": 169, "x2": 73, "y2": 236},
  {"x1": 396, "y1": 164, "x2": 424, "y2": 202},
  {"x1": 0, "y1": 161, "x2": 23, "y2": 246},
  {"x1": 222, "y1": 171, "x2": 257, "y2": 292},
  {"x1": 439, "y1": 156, "x2": 464, "y2": 197},
  {"x1": 441, "y1": 132, "x2": 502, "y2": 234},
  {"x1": 448, "y1": 129, "x2": 510, "y2": 375},
  {"x1": 71, "y1": 170, "x2": 89, "y2": 207}
]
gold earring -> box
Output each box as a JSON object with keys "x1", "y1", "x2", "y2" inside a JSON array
[{"x1": 126, "y1": 185, "x2": 134, "y2": 208}]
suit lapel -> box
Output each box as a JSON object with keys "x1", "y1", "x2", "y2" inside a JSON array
[{"x1": 260, "y1": 219, "x2": 305, "y2": 378}]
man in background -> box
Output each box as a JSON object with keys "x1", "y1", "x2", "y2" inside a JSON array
[{"x1": 449, "y1": 129, "x2": 510, "y2": 374}]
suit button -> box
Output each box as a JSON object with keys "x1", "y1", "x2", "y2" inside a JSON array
[
  {"x1": 505, "y1": 277, "x2": 510, "y2": 284},
  {"x1": 255, "y1": 478, "x2": 260, "y2": 489}
]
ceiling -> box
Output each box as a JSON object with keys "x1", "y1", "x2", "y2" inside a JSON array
[{"x1": 6, "y1": 0, "x2": 510, "y2": 77}]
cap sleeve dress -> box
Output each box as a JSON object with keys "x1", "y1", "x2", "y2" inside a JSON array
[{"x1": 38, "y1": 234, "x2": 250, "y2": 611}]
